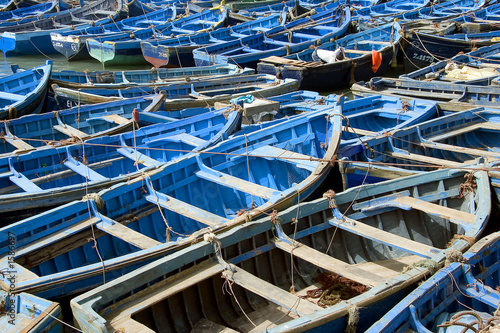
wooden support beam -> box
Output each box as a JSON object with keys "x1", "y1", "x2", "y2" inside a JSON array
[
  {"x1": 145, "y1": 192, "x2": 229, "y2": 226},
  {"x1": 249, "y1": 145, "x2": 319, "y2": 172},
  {"x1": 223, "y1": 266, "x2": 322, "y2": 316},
  {"x1": 274, "y1": 239, "x2": 385, "y2": 287},
  {"x1": 53, "y1": 124, "x2": 89, "y2": 140},
  {"x1": 106, "y1": 258, "x2": 223, "y2": 324},
  {"x1": 117, "y1": 147, "x2": 163, "y2": 167},
  {"x1": 64, "y1": 157, "x2": 107, "y2": 182},
  {"x1": 196, "y1": 170, "x2": 278, "y2": 200},
  {"x1": 97, "y1": 220, "x2": 162, "y2": 250},
  {"x1": 9, "y1": 173, "x2": 42, "y2": 193},
  {"x1": 342, "y1": 126, "x2": 377, "y2": 136},
  {"x1": 2, "y1": 136, "x2": 35, "y2": 151},
  {"x1": 427, "y1": 122, "x2": 500, "y2": 142},
  {"x1": 415, "y1": 141, "x2": 500, "y2": 160},
  {"x1": 103, "y1": 114, "x2": 130, "y2": 125},
  {"x1": 392, "y1": 196, "x2": 476, "y2": 225},
  {"x1": 328, "y1": 217, "x2": 440, "y2": 258},
  {"x1": 388, "y1": 151, "x2": 465, "y2": 168}
]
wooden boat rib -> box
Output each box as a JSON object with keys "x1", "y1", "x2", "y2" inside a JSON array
[
  {"x1": 70, "y1": 166, "x2": 491, "y2": 332},
  {"x1": 366, "y1": 231, "x2": 500, "y2": 332},
  {"x1": 0, "y1": 98, "x2": 344, "y2": 299}
]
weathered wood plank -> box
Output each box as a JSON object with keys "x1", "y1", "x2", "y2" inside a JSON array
[
  {"x1": 223, "y1": 266, "x2": 322, "y2": 316},
  {"x1": 342, "y1": 126, "x2": 377, "y2": 136},
  {"x1": 9, "y1": 173, "x2": 42, "y2": 192},
  {"x1": 145, "y1": 192, "x2": 229, "y2": 226},
  {"x1": 389, "y1": 151, "x2": 465, "y2": 167},
  {"x1": 103, "y1": 114, "x2": 130, "y2": 125},
  {"x1": 416, "y1": 141, "x2": 500, "y2": 159},
  {"x1": 196, "y1": 170, "x2": 277, "y2": 199},
  {"x1": 97, "y1": 220, "x2": 162, "y2": 250},
  {"x1": 343, "y1": 49, "x2": 372, "y2": 55},
  {"x1": 328, "y1": 217, "x2": 439, "y2": 258},
  {"x1": 117, "y1": 147, "x2": 162, "y2": 167},
  {"x1": 249, "y1": 145, "x2": 319, "y2": 171},
  {"x1": 427, "y1": 122, "x2": 500, "y2": 142},
  {"x1": 64, "y1": 157, "x2": 107, "y2": 182},
  {"x1": 3, "y1": 136, "x2": 35, "y2": 151},
  {"x1": 393, "y1": 196, "x2": 476, "y2": 225},
  {"x1": 53, "y1": 124, "x2": 89, "y2": 139},
  {"x1": 274, "y1": 239, "x2": 384, "y2": 287},
  {"x1": 106, "y1": 259, "x2": 223, "y2": 323}
]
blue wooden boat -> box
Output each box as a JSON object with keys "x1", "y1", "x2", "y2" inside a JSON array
[
  {"x1": 350, "y1": 0, "x2": 433, "y2": 21},
  {"x1": 0, "y1": 102, "x2": 247, "y2": 218},
  {"x1": 0, "y1": 60, "x2": 52, "y2": 120},
  {"x1": 400, "y1": 0, "x2": 488, "y2": 21},
  {"x1": 140, "y1": 12, "x2": 287, "y2": 68},
  {"x1": 338, "y1": 107, "x2": 500, "y2": 194},
  {"x1": 0, "y1": 0, "x2": 59, "y2": 22},
  {"x1": 192, "y1": 6, "x2": 351, "y2": 68},
  {"x1": 69, "y1": 166, "x2": 491, "y2": 332},
  {"x1": 400, "y1": 43, "x2": 500, "y2": 84},
  {"x1": 0, "y1": 0, "x2": 120, "y2": 56},
  {"x1": 0, "y1": 98, "x2": 344, "y2": 298},
  {"x1": 50, "y1": 74, "x2": 299, "y2": 110},
  {"x1": 50, "y1": 6, "x2": 177, "y2": 61},
  {"x1": 49, "y1": 63, "x2": 254, "y2": 89},
  {"x1": 0, "y1": 0, "x2": 45, "y2": 12},
  {"x1": 366, "y1": 231, "x2": 500, "y2": 332},
  {"x1": 257, "y1": 21, "x2": 402, "y2": 91},
  {"x1": 86, "y1": 6, "x2": 228, "y2": 66},
  {"x1": 125, "y1": 0, "x2": 178, "y2": 16},
  {"x1": 0, "y1": 290, "x2": 62, "y2": 332},
  {"x1": 351, "y1": 76, "x2": 500, "y2": 111},
  {"x1": 0, "y1": 94, "x2": 165, "y2": 158}
]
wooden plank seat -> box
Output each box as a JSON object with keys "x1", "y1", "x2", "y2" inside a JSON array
[
  {"x1": 352, "y1": 190, "x2": 476, "y2": 227},
  {"x1": 0, "y1": 91, "x2": 25, "y2": 101},
  {"x1": 274, "y1": 238, "x2": 386, "y2": 287},
  {"x1": 64, "y1": 156, "x2": 107, "y2": 182},
  {"x1": 260, "y1": 56, "x2": 323, "y2": 67},
  {"x1": 427, "y1": 122, "x2": 500, "y2": 142},
  {"x1": 415, "y1": 141, "x2": 500, "y2": 160},
  {"x1": 249, "y1": 145, "x2": 319, "y2": 172},
  {"x1": 327, "y1": 216, "x2": 440, "y2": 258},
  {"x1": 9, "y1": 171, "x2": 42, "y2": 192},
  {"x1": 96, "y1": 218, "x2": 162, "y2": 250},
  {"x1": 2, "y1": 135, "x2": 35, "y2": 151},
  {"x1": 222, "y1": 265, "x2": 322, "y2": 316},
  {"x1": 53, "y1": 124, "x2": 89, "y2": 140},
  {"x1": 342, "y1": 126, "x2": 377, "y2": 136},
  {"x1": 388, "y1": 151, "x2": 466, "y2": 168},
  {"x1": 117, "y1": 147, "x2": 163, "y2": 167},
  {"x1": 144, "y1": 189, "x2": 229, "y2": 226},
  {"x1": 105, "y1": 258, "x2": 223, "y2": 330},
  {"x1": 195, "y1": 168, "x2": 279, "y2": 200},
  {"x1": 343, "y1": 49, "x2": 373, "y2": 55}
]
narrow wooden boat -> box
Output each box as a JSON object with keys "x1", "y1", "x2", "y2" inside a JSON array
[
  {"x1": 400, "y1": 42, "x2": 500, "y2": 84},
  {"x1": 0, "y1": 290, "x2": 62, "y2": 332},
  {"x1": 0, "y1": 99, "x2": 344, "y2": 298},
  {"x1": 366, "y1": 231, "x2": 500, "y2": 332},
  {"x1": 49, "y1": 64, "x2": 254, "y2": 89},
  {"x1": 350, "y1": 0, "x2": 432, "y2": 21},
  {"x1": 0, "y1": 94, "x2": 165, "y2": 158},
  {"x1": 0, "y1": 0, "x2": 45, "y2": 12},
  {"x1": 50, "y1": 74, "x2": 300, "y2": 110},
  {"x1": 257, "y1": 21, "x2": 402, "y2": 91},
  {"x1": 86, "y1": 7, "x2": 228, "y2": 66},
  {"x1": 70, "y1": 166, "x2": 491, "y2": 332},
  {"x1": 50, "y1": 6, "x2": 177, "y2": 61},
  {"x1": 0, "y1": 104, "x2": 246, "y2": 218},
  {"x1": 0, "y1": 0, "x2": 59, "y2": 23},
  {"x1": 351, "y1": 77, "x2": 500, "y2": 111},
  {"x1": 192, "y1": 6, "x2": 351, "y2": 68},
  {"x1": 0, "y1": 0, "x2": 119, "y2": 56},
  {"x1": 0, "y1": 60, "x2": 52, "y2": 120},
  {"x1": 337, "y1": 108, "x2": 500, "y2": 196}
]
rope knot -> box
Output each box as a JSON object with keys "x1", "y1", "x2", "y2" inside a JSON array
[
  {"x1": 82, "y1": 193, "x2": 105, "y2": 211},
  {"x1": 458, "y1": 172, "x2": 477, "y2": 198},
  {"x1": 203, "y1": 232, "x2": 217, "y2": 243},
  {"x1": 270, "y1": 209, "x2": 279, "y2": 224},
  {"x1": 323, "y1": 190, "x2": 336, "y2": 208}
]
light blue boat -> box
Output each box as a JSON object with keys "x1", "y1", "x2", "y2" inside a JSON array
[{"x1": 366, "y1": 231, "x2": 500, "y2": 332}]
